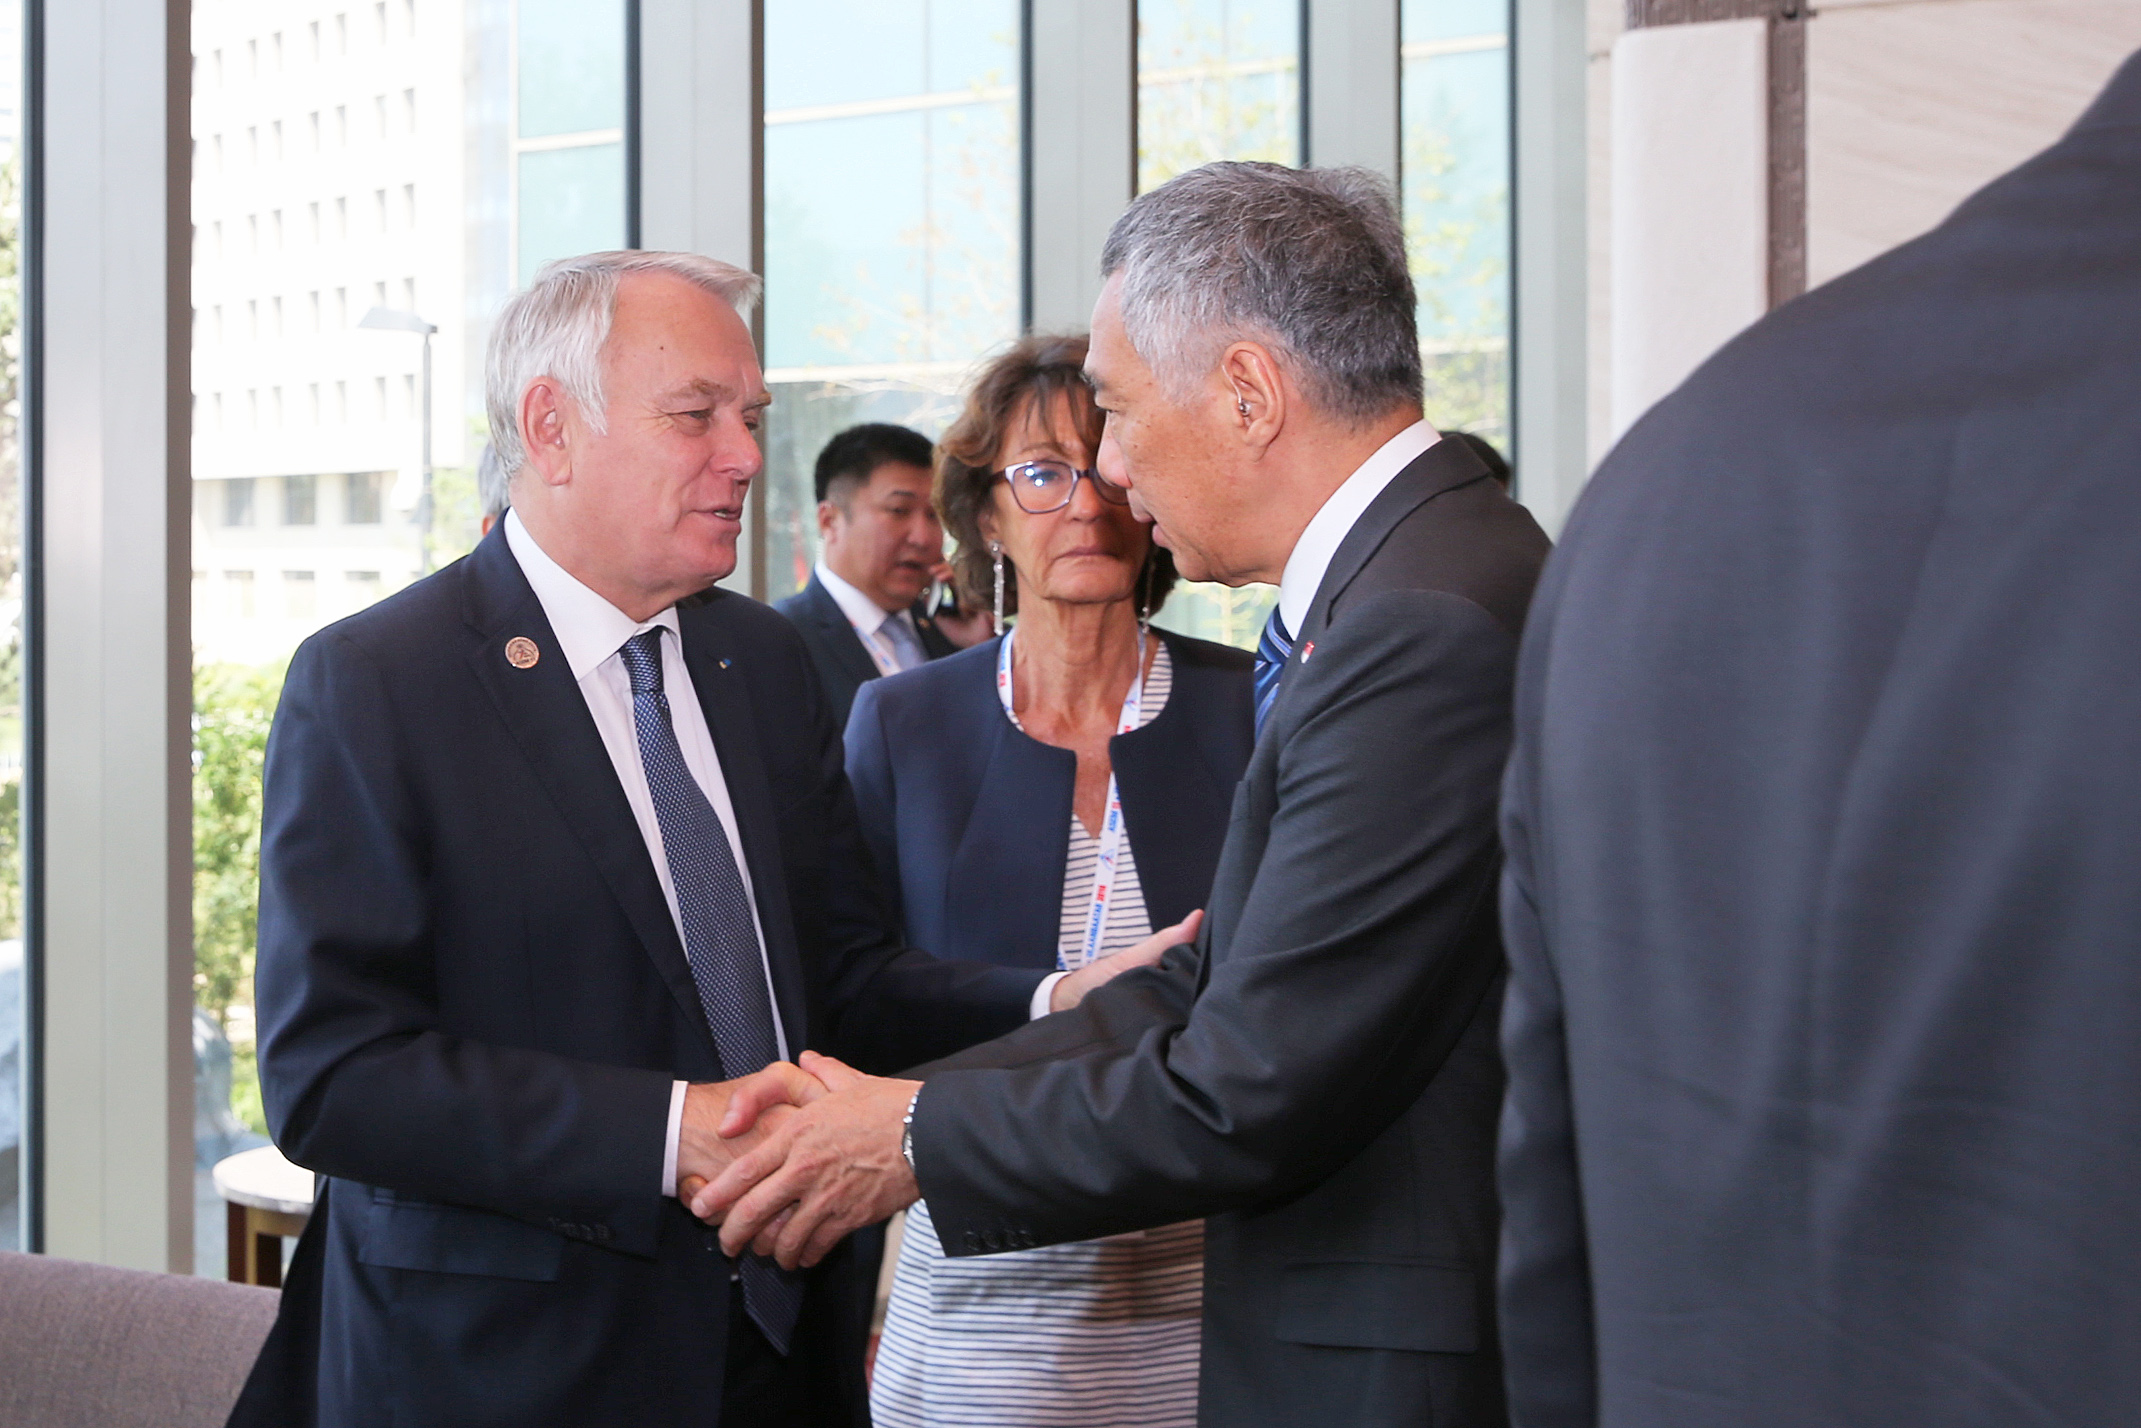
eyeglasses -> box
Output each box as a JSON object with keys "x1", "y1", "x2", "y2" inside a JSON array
[{"x1": 998, "y1": 460, "x2": 1131, "y2": 515}]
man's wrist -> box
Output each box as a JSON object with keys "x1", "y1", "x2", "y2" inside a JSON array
[
  {"x1": 661, "y1": 1079, "x2": 688, "y2": 1196},
  {"x1": 1030, "y1": 971, "x2": 1069, "y2": 1019},
  {"x1": 901, "y1": 1087, "x2": 922, "y2": 1173}
]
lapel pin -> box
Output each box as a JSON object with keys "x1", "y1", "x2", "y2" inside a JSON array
[
  {"x1": 718, "y1": 658, "x2": 732, "y2": 670},
  {"x1": 504, "y1": 636, "x2": 540, "y2": 670},
  {"x1": 1300, "y1": 642, "x2": 1315, "y2": 663}
]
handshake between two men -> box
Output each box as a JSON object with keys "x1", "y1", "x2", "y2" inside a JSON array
[{"x1": 671, "y1": 907, "x2": 1206, "y2": 1270}]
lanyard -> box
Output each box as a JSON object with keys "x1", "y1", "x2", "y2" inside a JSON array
[{"x1": 995, "y1": 624, "x2": 1147, "y2": 971}]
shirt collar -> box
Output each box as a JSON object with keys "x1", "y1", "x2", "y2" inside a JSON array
[
  {"x1": 815, "y1": 560, "x2": 911, "y2": 638},
  {"x1": 1276, "y1": 421, "x2": 1441, "y2": 637},
  {"x1": 505, "y1": 508, "x2": 680, "y2": 682}
]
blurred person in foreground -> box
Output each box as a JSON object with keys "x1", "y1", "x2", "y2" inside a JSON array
[
  {"x1": 855, "y1": 334, "x2": 1254, "y2": 1427},
  {"x1": 775, "y1": 423, "x2": 963, "y2": 727},
  {"x1": 227, "y1": 250, "x2": 1180, "y2": 1428},
  {"x1": 1493, "y1": 52, "x2": 2141, "y2": 1428},
  {"x1": 693, "y1": 163, "x2": 1551, "y2": 1427}
]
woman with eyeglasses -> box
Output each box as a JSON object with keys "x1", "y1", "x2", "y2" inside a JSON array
[{"x1": 848, "y1": 333, "x2": 1254, "y2": 1428}]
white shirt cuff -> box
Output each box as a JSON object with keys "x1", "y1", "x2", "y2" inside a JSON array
[
  {"x1": 1030, "y1": 972, "x2": 1069, "y2": 1020},
  {"x1": 662, "y1": 1080, "x2": 687, "y2": 1196}
]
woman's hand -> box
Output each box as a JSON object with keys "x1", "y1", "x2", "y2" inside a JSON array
[
  {"x1": 926, "y1": 562, "x2": 996, "y2": 648},
  {"x1": 1050, "y1": 909, "x2": 1203, "y2": 1013}
]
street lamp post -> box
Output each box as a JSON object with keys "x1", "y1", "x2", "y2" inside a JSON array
[{"x1": 358, "y1": 305, "x2": 440, "y2": 574}]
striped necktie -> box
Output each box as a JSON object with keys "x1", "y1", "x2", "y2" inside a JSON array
[
  {"x1": 1253, "y1": 607, "x2": 1293, "y2": 735},
  {"x1": 616, "y1": 629, "x2": 804, "y2": 1354}
]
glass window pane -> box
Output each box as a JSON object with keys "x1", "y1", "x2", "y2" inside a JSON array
[
  {"x1": 516, "y1": 142, "x2": 627, "y2": 284},
  {"x1": 1137, "y1": 0, "x2": 1302, "y2": 193},
  {"x1": 188, "y1": 0, "x2": 627, "y2": 1276},
  {"x1": 516, "y1": 0, "x2": 626, "y2": 139},
  {"x1": 761, "y1": 0, "x2": 1021, "y2": 603},
  {"x1": 0, "y1": 0, "x2": 23, "y2": 1252},
  {"x1": 1134, "y1": 1, "x2": 1302, "y2": 647},
  {"x1": 1403, "y1": 0, "x2": 1511, "y2": 452}
]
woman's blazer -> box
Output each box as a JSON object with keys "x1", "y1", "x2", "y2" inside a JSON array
[{"x1": 844, "y1": 627, "x2": 1255, "y2": 971}]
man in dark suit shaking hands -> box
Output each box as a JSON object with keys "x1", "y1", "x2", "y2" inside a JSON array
[
  {"x1": 696, "y1": 164, "x2": 1551, "y2": 1427},
  {"x1": 228, "y1": 251, "x2": 1171, "y2": 1428}
]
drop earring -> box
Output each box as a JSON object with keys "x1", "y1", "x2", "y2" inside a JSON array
[{"x1": 991, "y1": 540, "x2": 1006, "y2": 635}]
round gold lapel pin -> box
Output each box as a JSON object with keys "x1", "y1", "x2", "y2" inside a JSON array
[{"x1": 504, "y1": 636, "x2": 540, "y2": 670}]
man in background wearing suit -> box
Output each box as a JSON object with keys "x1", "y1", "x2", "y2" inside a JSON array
[
  {"x1": 230, "y1": 250, "x2": 1167, "y2": 1428},
  {"x1": 696, "y1": 163, "x2": 1551, "y2": 1428},
  {"x1": 774, "y1": 424, "x2": 961, "y2": 728},
  {"x1": 1496, "y1": 53, "x2": 2141, "y2": 1428}
]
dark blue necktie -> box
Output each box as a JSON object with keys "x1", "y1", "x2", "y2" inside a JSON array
[
  {"x1": 1254, "y1": 607, "x2": 1294, "y2": 735},
  {"x1": 616, "y1": 629, "x2": 803, "y2": 1354}
]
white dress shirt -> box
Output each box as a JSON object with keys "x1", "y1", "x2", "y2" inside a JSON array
[
  {"x1": 1276, "y1": 420, "x2": 1443, "y2": 638},
  {"x1": 817, "y1": 560, "x2": 926, "y2": 675},
  {"x1": 503, "y1": 511, "x2": 789, "y2": 1197}
]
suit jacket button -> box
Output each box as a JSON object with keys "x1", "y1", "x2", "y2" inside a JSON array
[{"x1": 964, "y1": 1231, "x2": 982, "y2": 1251}]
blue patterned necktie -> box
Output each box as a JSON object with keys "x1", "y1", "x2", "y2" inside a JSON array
[
  {"x1": 615, "y1": 629, "x2": 803, "y2": 1354},
  {"x1": 1254, "y1": 607, "x2": 1294, "y2": 736}
]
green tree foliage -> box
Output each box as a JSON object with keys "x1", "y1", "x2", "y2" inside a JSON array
[{"x1": 193, "y1": 661, "x2": 284, "y2": 1031}]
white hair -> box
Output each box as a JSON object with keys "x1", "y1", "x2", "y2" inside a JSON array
[
  {"x1": 484, "y1": 250, "x2": 763, "y2": 478},
  {"x1": 1099, "y1": 163, "x2": 1423, "y2": 423}
]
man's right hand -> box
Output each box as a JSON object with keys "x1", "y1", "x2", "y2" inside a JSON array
[{"x1": 674, "y1": 1063, "x2": 829, "y2": 1198}]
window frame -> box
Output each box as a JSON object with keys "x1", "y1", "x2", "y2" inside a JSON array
[{"x1": 21, "y1": 0, "x2": 1571, "y2": 1271}]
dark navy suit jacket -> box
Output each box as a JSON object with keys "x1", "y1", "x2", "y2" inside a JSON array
[
  {"x1": 776, "y1": 572, "x2": 958, "y2": 730},
  {"x1": 1498, "y1": 54, "x2": 2141, "y2": 1428},
  {"x1": 906, "y1": 441, "x2": 1548, "y2": 1428},
  {"x1": 844, "y1": 628, "x2": 1255, "y2": 974},
  {"x1": 228, "y1": 525, "x2": 1044, "y2": 1428}
]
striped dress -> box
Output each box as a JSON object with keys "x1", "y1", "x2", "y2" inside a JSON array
[{"x1": 872, "y1": 642, "x2": 1204, "y2": 1428}]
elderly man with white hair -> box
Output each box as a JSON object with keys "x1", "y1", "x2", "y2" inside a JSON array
[
  {"x1": 696, "y1": 162, "x2": 1552, "y2": 1428},
  {"x1": 227, "y1": 250, "x2": 1180, "y2": 1428}
]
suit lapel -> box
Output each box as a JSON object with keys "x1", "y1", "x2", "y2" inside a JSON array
[
  {"x1": 676, "y1": 603, "x2": 811, "y2": 1059},
  {"x1": 1297, "y1": 437, "x2": 1493, "y2": 646},
  {"x1": 806, "y1": 577, "x2": 886, "y2": 694},
  {"x1": 459, "y1": 535, "x2": 716, "y2": 1057},
  {"x1": 947, "y1": 712, "x2": 1073, "y2": 973},
  {"x1": 912, "y1": 604, "x2": 960, "y2": 661},
  {"x1": 1112, "y1": 636, "x2": 1253, "y2": 929}
]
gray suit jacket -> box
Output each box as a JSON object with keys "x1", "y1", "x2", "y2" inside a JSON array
[
  {"x1": 910, "y1": 436, "x2": 1550, "y2": 1428},
  {"x1": 1497, "y1": 52, "x2": 2141, "y2": 1428}
]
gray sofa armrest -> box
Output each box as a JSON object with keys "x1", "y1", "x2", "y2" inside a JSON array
[{"x1": 0, "y1": 1251, "x2": 279, "y2": 1428}]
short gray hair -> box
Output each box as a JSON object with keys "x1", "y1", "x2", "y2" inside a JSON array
[
  {"x1": 1099, "y1": 162, "x2": 1422, "y2": 424},
  {"x1": 484, "y1": 250, "x2": 762, "y2": 478}
]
